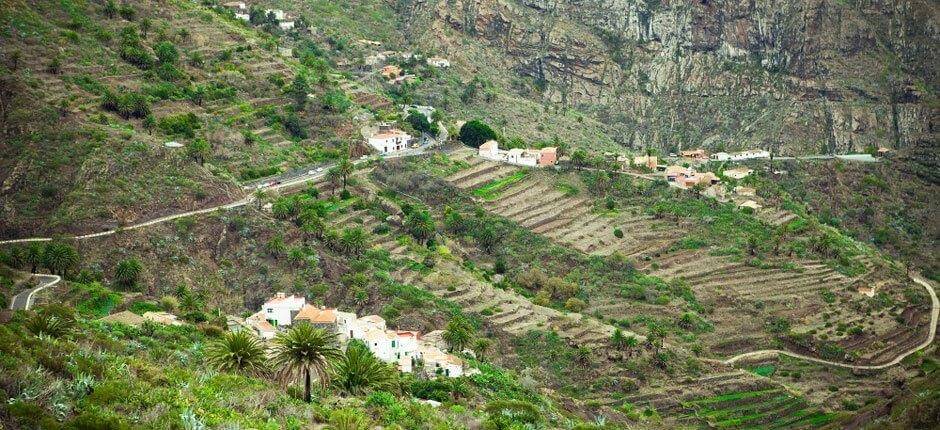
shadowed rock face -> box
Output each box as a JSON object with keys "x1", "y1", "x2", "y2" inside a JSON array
[{"x1": 403, "y1": 0, "x2": 938, "y2": 155}]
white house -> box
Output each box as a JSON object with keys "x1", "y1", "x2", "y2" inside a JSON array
[
  {"x1": 419, "y1": 344, "x2": 465, "y2": 377},
  {"x1": 712, "y1": 150, "x2": 770, "y2": 161},
  {"x1": 479, "y1": 140, "x2": 500, "y2": 160},
  {"x1": 368, "y1": 125, "x2": 413, "y2": 153},
  {"x1": 264, "y1": 9, "x2": 286, "y2": 20},
  {"x1": 261, "y1": 292, "x2": 306, "y2": 327},
  {"x1": 724, "y1": 167, "x2": 753, "y2": 179},
  {"x1": 506, "y1": 148, "x2": 539, "y2": 167},
  {"x1": 426, "y1": 57, "x2": 450, "y2": 68},
  {"x1": 235, "y1": 12, "x2": 250, "y2": 21},
  {"x1": 278, "y1": 20, "x2": 295, "y2": 30}
]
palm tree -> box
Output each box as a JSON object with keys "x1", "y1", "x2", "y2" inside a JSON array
[
  {"x1": 443, "y1": 316, "x2": 474, "y2": 352},
  {"x1": 42, "y1": 242, "x2": 79, "y2": 276},
  {"x1": 301, "y1": 215, "x2": 326, "y2": 242},
  {"x1": 25, "y1": 243, "x2": 43, "y2": 273},
  {"x1": 272, "y1": 323, "x2": 342, "y2": 403},
  {"x1": 336, "y1": 157, "x2": 354, "y2": 191},
  {"x1": 114, "y1": 258, "x2": 143, "y2": 290},
  {"x1": 331, "y1": 341, "x2": 395, "y2": 395},
  {"x1": 325, "y1": 168, "x2": 341, "y2": 196},
  {"x1": 404, "y1": 210, "x2": 436, "y2": 244},
  {"x1": 253, "y1": 189, "x2": 268, "y2": 209},
  {"x1": 339, "y1": 227, "x2": 368, "y2": 256},
  {"x1": 206, "y1": 330, "x2": 268, "y2": 376},
  {"x1": 471, "y1": 337, "x2": 491, "y2": 360}
]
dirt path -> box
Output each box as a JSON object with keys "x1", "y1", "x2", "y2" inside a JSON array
[
  {"x1": 0, "y1": 150, "x2": 428, "y2": 245},
  {"x1": 9, "y1": 274, "x2": 61, "y2": 310},
  {"x1": 721, "y1": 273, "x2": 937, "y2": 370}
]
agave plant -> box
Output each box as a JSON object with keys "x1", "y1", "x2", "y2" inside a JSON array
[{"x1": 205, "y1": 330, "x2": 268, "y2": 376}]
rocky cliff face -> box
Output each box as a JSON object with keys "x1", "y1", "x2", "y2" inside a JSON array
[{"x1": 400, "y1": 0, "x2": 937, "y2": 154}]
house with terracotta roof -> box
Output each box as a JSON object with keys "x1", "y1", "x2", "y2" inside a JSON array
[
  {"x1": 681, "y1": 149, "x2": 708, "y2": 160},
  {"x1": 246, "y1": 310, "x2": 277, "y2": 340},
  {"x1": 294, "y1": 305, "x2": 338, "y2": 330},
  {"x1": 368, "y1": 124, "x2": 413, "y2": 153},
  {"x1": 380, "y1": 65, "x2": 402, "y2": 79},
  {"x1": 538, "y1": 147, "x2": 558, "y2": 166},
  {"x1": 262, "y1": 292, "x2": 306, "y2": 327},
  {"x1": 665, "y1": 165, "x2": 693, "y2": 182}
]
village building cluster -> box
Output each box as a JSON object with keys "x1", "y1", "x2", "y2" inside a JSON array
[
  {"x1": 478, "y1": 140, "x2": 558, "y2": 167},
  {"x1": 243, "y1": 293, "x2": 474, "y2": 378},
  {"x1": 222, "y1": 2, "x2": 295, "y2": 30}
]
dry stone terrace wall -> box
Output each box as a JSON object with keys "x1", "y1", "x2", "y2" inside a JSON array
[
  {"x1": 640, "y1": 248, "x2": 933, "y2": 366},
  {"x1": 445, "y1": 151, "x2": 685, "y2": 258}
]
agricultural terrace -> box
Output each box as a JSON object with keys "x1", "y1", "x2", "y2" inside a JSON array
[{"x1": 382, "y1": 151, "x2": 933, "y2": 368}]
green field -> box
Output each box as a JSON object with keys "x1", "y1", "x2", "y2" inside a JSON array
[{"x1": 472, "y1": 171, "x2": 528, "y2": 201}]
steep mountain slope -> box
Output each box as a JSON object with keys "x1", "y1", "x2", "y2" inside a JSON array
[{"x1": 394, "y1": 0, "x2": 937, "y2": 154}]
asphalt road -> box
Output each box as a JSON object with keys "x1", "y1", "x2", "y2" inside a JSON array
[{"x1": 9, "y1": 274, "x2": 61, "y2": 310}]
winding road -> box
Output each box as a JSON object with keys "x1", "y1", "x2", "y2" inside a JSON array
[
  {"x1": 0, "y1": 147, "x2": 428, "y2": 246},
  {"x1": 720, "y1": 273, "x2": 938, "y2": 370},
  {"x1": 9, "y1": 274, "x2": 61, "y2": 310},
  {"x1": 1, "y1": 147, "x2": 934, "y2": 371}
]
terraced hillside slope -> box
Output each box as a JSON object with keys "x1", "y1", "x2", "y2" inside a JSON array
[{"x1": 424, "y1": 150, "x2": 933, "y2": 368}]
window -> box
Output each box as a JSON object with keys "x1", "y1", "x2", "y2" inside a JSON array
[
  {"x1": 392, "y1": 340, "x2": 396, "y2": 348},
  {"x1": 266, "y1": 308, "x2": 273, "y2": 313}
]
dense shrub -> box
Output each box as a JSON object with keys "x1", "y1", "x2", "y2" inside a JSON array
[
  {"x1": 101, "y1": 89, "x2": 151, "y2": 119},
  {"x1": 158, "y1": 112, "x2": 200, "y2": 137},
  {"x1": 458, "y1": 120, "x2": 498, "y2": 148}
]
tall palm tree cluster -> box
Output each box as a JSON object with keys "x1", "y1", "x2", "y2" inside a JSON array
[
  {"x1": 206, "y1": 322, "x2": 397, "y2": 403},
  {"x1": 2, "y1": 241, "x2": 80, "y2": 276}
]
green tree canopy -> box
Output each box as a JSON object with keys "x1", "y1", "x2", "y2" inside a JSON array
[{"x1": 458, "y1": 120, "x2": 498, "y2": 148}]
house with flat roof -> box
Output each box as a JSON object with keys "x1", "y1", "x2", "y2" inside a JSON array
[
  {"x1": 426, "y1": 57, "x2": 450, "y2": 68},
  {"x1": 368, "y1": 124, "x2": 413, "y2": 153}
]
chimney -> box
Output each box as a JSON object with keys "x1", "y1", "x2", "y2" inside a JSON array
[{"x1": 275, "y1": 292, "x2": 286, "y2": 299}]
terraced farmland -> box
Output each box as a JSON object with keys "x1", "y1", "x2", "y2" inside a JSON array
[
  {"x1": 678, "y1": 386, "x2": 836, "y2": 429},
  {"x1": 393, "y1": 260, "x2": 625, "y2": 348},
  {"x1": 638, "y1": 248, "x2": 932, "y2": 365},
  {"x1": 444, "y1": 152, "x2": 685, "y2": 258}
]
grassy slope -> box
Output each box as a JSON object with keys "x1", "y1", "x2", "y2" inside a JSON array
[
  {"x1": 0, "y1": 0, "x2": 361, "y2": 238},
  {"x1": 754, "y1": 157, "x2": 939, "y2": 282}
]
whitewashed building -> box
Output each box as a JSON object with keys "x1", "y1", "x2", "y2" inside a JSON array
[
  {"x1": 368, "y1": 124, "x2": 413, "y2": 153},
  {"x1": 261, "y1": 293, "x2": 306, "y2": 327},
  {"x1": 711, "y1": 150, "x2": 770, "y2": 161},
  {"x1": 426, "y1": 57, "x2": 450, "y2": 68}
]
